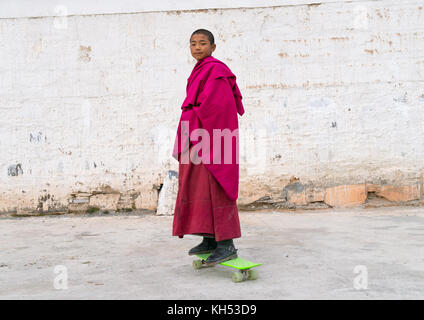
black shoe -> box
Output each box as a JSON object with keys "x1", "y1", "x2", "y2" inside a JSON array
[
  {"x1": 205, "y1": 239, "x2": 238, "y2": 266},
  {"x1": 188, "y1": 237, "x2": 217, "y2": 256}
]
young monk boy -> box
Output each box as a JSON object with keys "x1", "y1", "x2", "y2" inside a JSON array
[{"x1": 172, "y1": 29, "x2": 245, "y2": 265}]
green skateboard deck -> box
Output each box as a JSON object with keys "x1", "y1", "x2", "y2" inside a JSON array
[{"x1": 192, "y1": 253, "x2": 262, "y2": 283}]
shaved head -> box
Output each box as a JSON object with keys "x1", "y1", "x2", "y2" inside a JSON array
[{"x1": 190, "y1": 29, "x2": 215, "y2": 45}]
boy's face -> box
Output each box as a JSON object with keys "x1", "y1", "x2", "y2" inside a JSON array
[{"x1": 190, "y1": 33, "x2": 216, "y2": 61}]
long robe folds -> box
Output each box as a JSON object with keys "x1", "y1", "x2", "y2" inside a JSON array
[{"x1": 172, "y1": 56, "x2": 245, "y2": 241}]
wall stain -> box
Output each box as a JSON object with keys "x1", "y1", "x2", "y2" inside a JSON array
[{"x1": 78, "y1": 45, "x2": 92, "y2": 62}]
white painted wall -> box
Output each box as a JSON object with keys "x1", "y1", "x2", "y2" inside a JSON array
[{"x1": 1, "y1": 0, "x2": 424, "y2": 211}]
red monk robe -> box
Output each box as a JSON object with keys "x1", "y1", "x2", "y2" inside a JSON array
[{"x1": 172, "y1": 55, "x2": 245, "y2": 241}]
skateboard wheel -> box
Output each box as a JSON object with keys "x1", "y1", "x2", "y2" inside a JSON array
[
  {"x1": 248, "y1": 270, "x2": 258, "y2": 280},
  {"x1": 232, "y1": 271, "x2": 243, "y2": 283},
  {"x1": 192, "y1": 260, "x2": 203, "y2": 269}
]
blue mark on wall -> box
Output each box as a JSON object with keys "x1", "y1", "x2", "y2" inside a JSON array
[
  {"x1": 29, "y1": 131, "x2": 46, "y2": 143},
  {"x1": 8, "y1": 164, "x2": 23, "y2": 176}
]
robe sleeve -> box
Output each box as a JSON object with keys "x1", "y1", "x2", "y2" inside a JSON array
[{"x1": 172, "y1": 106, "x2": 201, "y2": 161}]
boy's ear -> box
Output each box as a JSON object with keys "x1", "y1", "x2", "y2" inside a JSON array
[{"x1": 211, "y1": 43, "x2": 216, "y2": 52}]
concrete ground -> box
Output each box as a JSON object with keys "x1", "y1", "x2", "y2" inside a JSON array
[{"x1": 1, "y1": 206, "x2": 424, "y2": 300}]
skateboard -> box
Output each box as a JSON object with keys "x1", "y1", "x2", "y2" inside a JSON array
[{"x1": 192, "y1": 253, "x2": 262, "y2": 283}]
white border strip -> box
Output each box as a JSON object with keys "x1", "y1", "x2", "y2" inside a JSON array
[{"x1": 0, "y1": 0, "x2": 384, "y2": 19}]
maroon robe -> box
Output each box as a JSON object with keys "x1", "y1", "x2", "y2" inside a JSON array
[{"x1": 172, "y1": 55, "x2": 244, "y2": 241}]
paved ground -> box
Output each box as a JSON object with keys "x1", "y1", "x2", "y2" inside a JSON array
[{"x1": 1, "y1": 206, "x2": 424, "y2": 299}]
